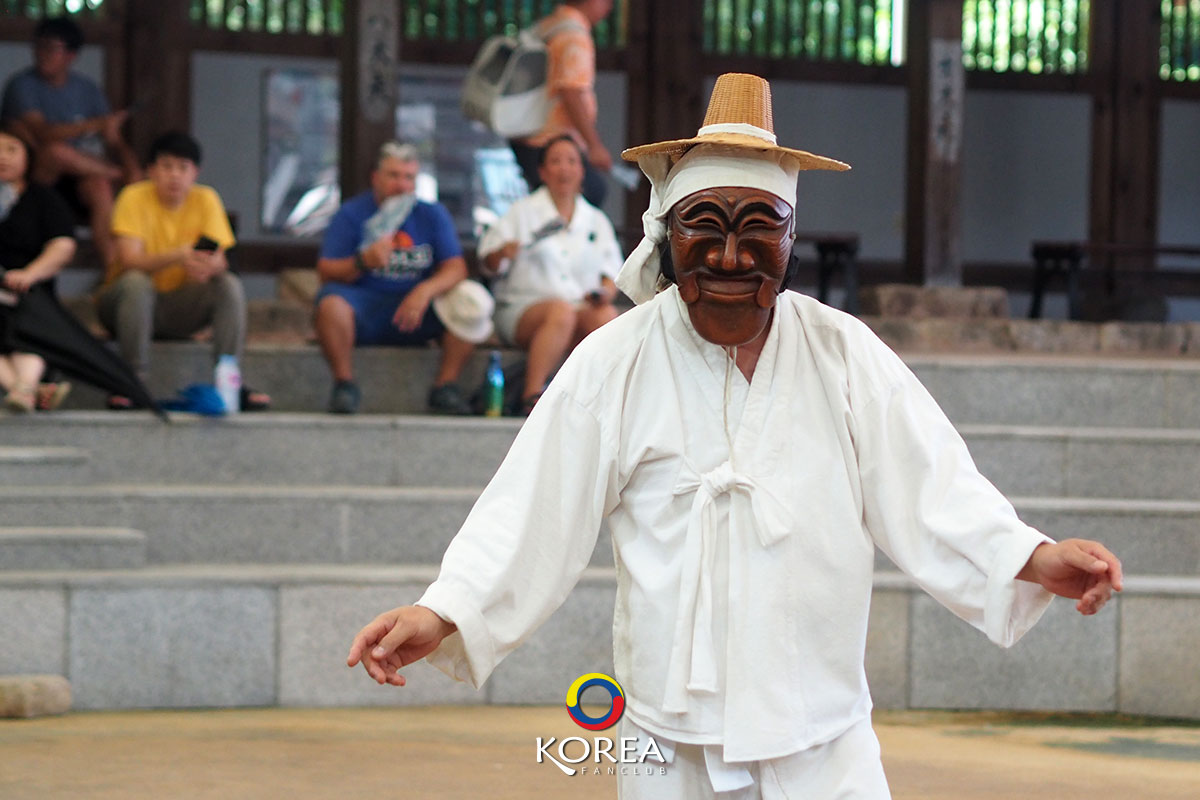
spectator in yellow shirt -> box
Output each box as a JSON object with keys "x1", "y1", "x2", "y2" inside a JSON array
[{"x1": 96, "y1": 131, "x2": 268, "y2": 409}]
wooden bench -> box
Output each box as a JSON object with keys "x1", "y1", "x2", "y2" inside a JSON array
[
  {"x1": 1030, "y1": 240, "x2": 1200, "y2": 319},
  {"x1": 794, "y1": 232, "x2": 860, "y2": 314}
]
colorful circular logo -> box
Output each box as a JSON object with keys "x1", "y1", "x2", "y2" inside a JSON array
[{"x1": 565, "y1": 672, "x2": 625, "y2": 731}]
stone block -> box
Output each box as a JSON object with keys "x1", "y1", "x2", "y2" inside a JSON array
[
  {"x1": 1066, "y1": 436, "x2": 1200, "y2": 500},
  {"x1": 247, "y1": 298, "x2": 314, "y2": 344},
  {"x1": 961, "y1": 430, "x2": 1068, "y2": 497},
  {"x1": 123, "y1": 492, "x2": 348, "y2": 564},
  {"x1": 1118, "y1": 595, "x2": 1200, "y2": 718},
  {"x1": 489, "y1": 581, "x2": 616, "y2": 704},
  {"x1": 1014, "y1": 501, "x2": 1200, "y2": 575},
  {"x1": 909, "y1": 594, "x2": 1117, "y2": 711},
  {"x1": 858, "y1": 284, "x2": 1009, "y2": 319},
  {"x1": 865, "y1": 589, "x2": 909, "y2": 709},
  {"x1": 1165, "y1": 368, "x2": 1200, "y2": 428},
  {"x1": 392, "y1": 419, "x2": 518, "y2": 488},
  {"x1": 862, "y1": 318, "x2": 925, "y2": 352},
  {"x1": 0, "y1": 588, "x2": 66, "y2": 675},
  {"x1": 277, "y1": 268, "x2": 320, "y2": 305},
  {"x1": 0, "y1": 446, "x2": 89, "y2": 486},
  {"x1": 343, "y1": 490, "x2": 479, "y2": 565},
  {"x1": 1097, "y1": 322, "x2": 1188, "y2": 356},
  {"x1": 0, "y1": 528, "x2": 145, "y2": 571},
  {"x1": 69, "y1": 587, "x2": 277, "y2": 709},
  {"x1": 911, "y1": 361, "x2": 1170, "y2": 428},
  {"x1": 278, "y1": 583, "x2": 482, "y2": 707},
  {"x1": 0, "y1": 675, "x2": 71, "y2": 718},
  {"x1": 1006, "y1": 320, "x2": 1100, "y2": 354}
]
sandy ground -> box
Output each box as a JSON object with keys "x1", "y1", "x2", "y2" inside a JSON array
[{"x1": 1, "y1": 707, "x2": 1198, "y2": 799}]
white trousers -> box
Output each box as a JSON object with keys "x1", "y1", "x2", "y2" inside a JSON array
[{"x1": 617, "y1": 717, "x2": 891, "y2": 800}]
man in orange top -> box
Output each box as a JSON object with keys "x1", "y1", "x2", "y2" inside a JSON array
[
  {"x1": 509, "y1": 0, "x2": 613, "y2": 208},
  {"x1": 97, "y1": 131, "x2": 267, "y2": 409}
]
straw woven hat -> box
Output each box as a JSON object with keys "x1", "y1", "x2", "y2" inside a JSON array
[{"x1": 621, "y1": 73, "x2": 850, "y2": 172}]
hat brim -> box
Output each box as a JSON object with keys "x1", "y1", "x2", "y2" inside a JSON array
[{"x1": 622, "y1": 134, "x2": 850, "y2": 172}]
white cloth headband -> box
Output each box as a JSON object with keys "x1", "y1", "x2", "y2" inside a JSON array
[
  {"x1": 615, "y1": 145, "x2": 799, "y2": 305},
  {"x1": 695, "y1": 122, "x2": 778, "y2": 144}
]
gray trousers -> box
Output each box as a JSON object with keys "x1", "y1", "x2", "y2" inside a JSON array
[{"x1": 96, "y1": 270, "x2": 246, "y2": 380}]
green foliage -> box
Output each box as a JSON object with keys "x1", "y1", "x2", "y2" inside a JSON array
[
  {"x1": 1161, "y1": 0, "x2": 1200, "y2": 82},
  {"x1": 0, "y1": 0, "x2": 107, "y2": 18},
  {"x1": 702, "y1": 0, "x2": 901, "y2": 65},
  {"x1": 963, "y1": 1, "x2": 1090, "y2": 74}
]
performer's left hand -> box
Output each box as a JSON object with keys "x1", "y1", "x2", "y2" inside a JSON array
[{"x1": 1017, "y1": 538, "x2": 1123, "y2": 615}]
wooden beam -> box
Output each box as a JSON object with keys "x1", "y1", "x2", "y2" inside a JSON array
[
  {"x1": 338, "y1": 0, "x2": 400, "y2": 201},
  {"x1": 124, "y1": 0, "x2": 192, "y2": 162},
  {"x1": 622, "y1": 0, "x2": 706, "y2": 238},
  {"x1": 904, "y1": 0, "x2": 965, "y2": 286},
  {"x1": 1087, "y1": 0, "x2": 1164, "y2": 318}
]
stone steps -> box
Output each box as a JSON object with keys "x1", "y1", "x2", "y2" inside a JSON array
[
  {"x1": 4, "y1": 348, "x2": 1200, "y2": 718},
  {"x1": 5, "y1": 414, "x2": 1200, "y2": 501},
  {"x1": 0, "y1": 528, "x2": 145, "y2": 570},
  {"x1": 0, "y1": 446, "x2": 90, "y2": 486},
  {"x1": 0, "y1": 483, "x2": 1196, "y2": 575},
  {"x1": 37, "y1": 342, "x2": 1200, "y2": 426},
  {"x1": 0, "y1": 413, "x2": 518, "y2": 488},
  {"x1": 1, "y1": 564, "x2": 1195, "y2": 718}
]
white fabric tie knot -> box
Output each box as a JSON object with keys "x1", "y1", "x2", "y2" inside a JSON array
[{"x1": 661, "y1": 459, "x2": 794, "y2": 713}]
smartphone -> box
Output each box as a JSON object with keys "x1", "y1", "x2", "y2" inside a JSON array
[{"x1": 194, "y1": 235, "x2": 220, "y2": 252}]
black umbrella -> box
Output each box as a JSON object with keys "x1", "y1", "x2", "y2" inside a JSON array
[{"x1": 0, "y1": 273, "x2": 166, "y2": 419}]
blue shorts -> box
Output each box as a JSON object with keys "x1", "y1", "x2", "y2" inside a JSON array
[{"x1": 316, "y1": 282, "x2": 445, "y2": 346}]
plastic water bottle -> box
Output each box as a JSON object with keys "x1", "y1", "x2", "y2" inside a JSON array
[
  {"x1": 214, "y1": 354, "x2": 241, "y2": 415},
  {"x1": 484, "y1": 351, "x2": 505, "y2": 417}
]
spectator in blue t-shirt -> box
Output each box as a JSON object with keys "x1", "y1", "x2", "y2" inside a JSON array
[
  {"x1": 316, "y1": 142, "x2": 476, "y2": 415},
  {"x1": 0, "y1": 17, "x2": 140, "y2": 269}
]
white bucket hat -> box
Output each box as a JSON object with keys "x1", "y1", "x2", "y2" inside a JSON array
[{"x1": 432, "y1": 280, "x2": 495, "y2": 343}]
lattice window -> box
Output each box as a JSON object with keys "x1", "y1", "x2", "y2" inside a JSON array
[
  {"x1": 401, "y1": 0, "x2": 626, "y2": 49},
  {"x1": 963, "y1": 0, "x2": 1090, "y2": 74},
  {"x1": 1162, "y1": 0, "x2": 1200, "y2": 81},
  {"x1": 0, "y1": 0, "x2": 107, "y2": 18},
  {"x1": 188, "y1": 0, "x2": 344, "y2": 35},
  {"x1": 701, "y1": 0, "x2": 904, "y2": 65}
]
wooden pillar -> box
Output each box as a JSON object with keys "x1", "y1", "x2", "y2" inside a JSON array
[
  {"x1": 339, "y1": 0, "x2": 400, "y2": 201},
  {"x1": 1089, "y1": 2, "x2": 1161, "y2": 253},
  {"x1": 904, "y1": 0, "x2": 965, "y2": 286},
  {"x1": 124, "y1": 0, "x2": 191, "y2": 162},
  {"x1": 623, "y1": 0, "x2": 705, "y2": 238}
]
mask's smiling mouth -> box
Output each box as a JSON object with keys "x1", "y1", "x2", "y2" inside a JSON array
[{"x1": 696, "y1": 274, "x2": 760, "y2": 299}]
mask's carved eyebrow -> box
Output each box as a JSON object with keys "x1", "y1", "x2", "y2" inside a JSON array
[
  {"x1": 731, "y1": 198, "x2": 791, "y2": 226},
  {"x1": 672, "y1": 198, "x2": 731, "y2": 223}
]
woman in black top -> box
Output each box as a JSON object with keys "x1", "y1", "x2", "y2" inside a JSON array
[{"x1": 0, "y1": 126, "x2": 77, "y2": 411}]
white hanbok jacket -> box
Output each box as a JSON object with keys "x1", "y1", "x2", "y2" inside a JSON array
[{"x1": 419, "y1": 286, "x2": 1052, "y2": 763}]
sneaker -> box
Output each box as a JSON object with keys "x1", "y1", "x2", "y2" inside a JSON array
[
  {"x1": 328, "y1": 380, "x2": 361, "y2": 414},
  {"x1": 427, "y1": 382, "x2": 470, "y2": 415}
]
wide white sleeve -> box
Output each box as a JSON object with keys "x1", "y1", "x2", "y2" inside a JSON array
[
  {"x1": 416, "y1": 383, "x2": 619, "y2": 686},
  {"x1": 852, "y1": 353, "x2": 1054, "y2": 648},
  {"x1": 477, "y1": 202, "x2": 523, "y2": 259}
]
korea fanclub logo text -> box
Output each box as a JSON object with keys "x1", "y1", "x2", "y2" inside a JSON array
[{"x1": 535, "y1": 672, "x2": 667, "y2": 777}]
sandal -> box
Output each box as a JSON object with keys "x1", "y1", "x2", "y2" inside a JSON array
[
  {"x1": 4, "y1": 384, "x2": 36, "y2": 413},
  {"x1": 36, "y1": 381, "x2": 71, "y2": 411},
  {"x1": 240, "y1": 386, "x2": 271, "y2": 412}
]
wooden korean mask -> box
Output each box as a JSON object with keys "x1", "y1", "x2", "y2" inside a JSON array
[{"x1": 667, "y1": 186, "x2": 794, "y2": 346}]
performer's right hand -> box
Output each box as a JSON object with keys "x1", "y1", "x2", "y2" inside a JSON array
[{"x1": 346, "y1": 606, "x2": 457, "y2": 686}]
